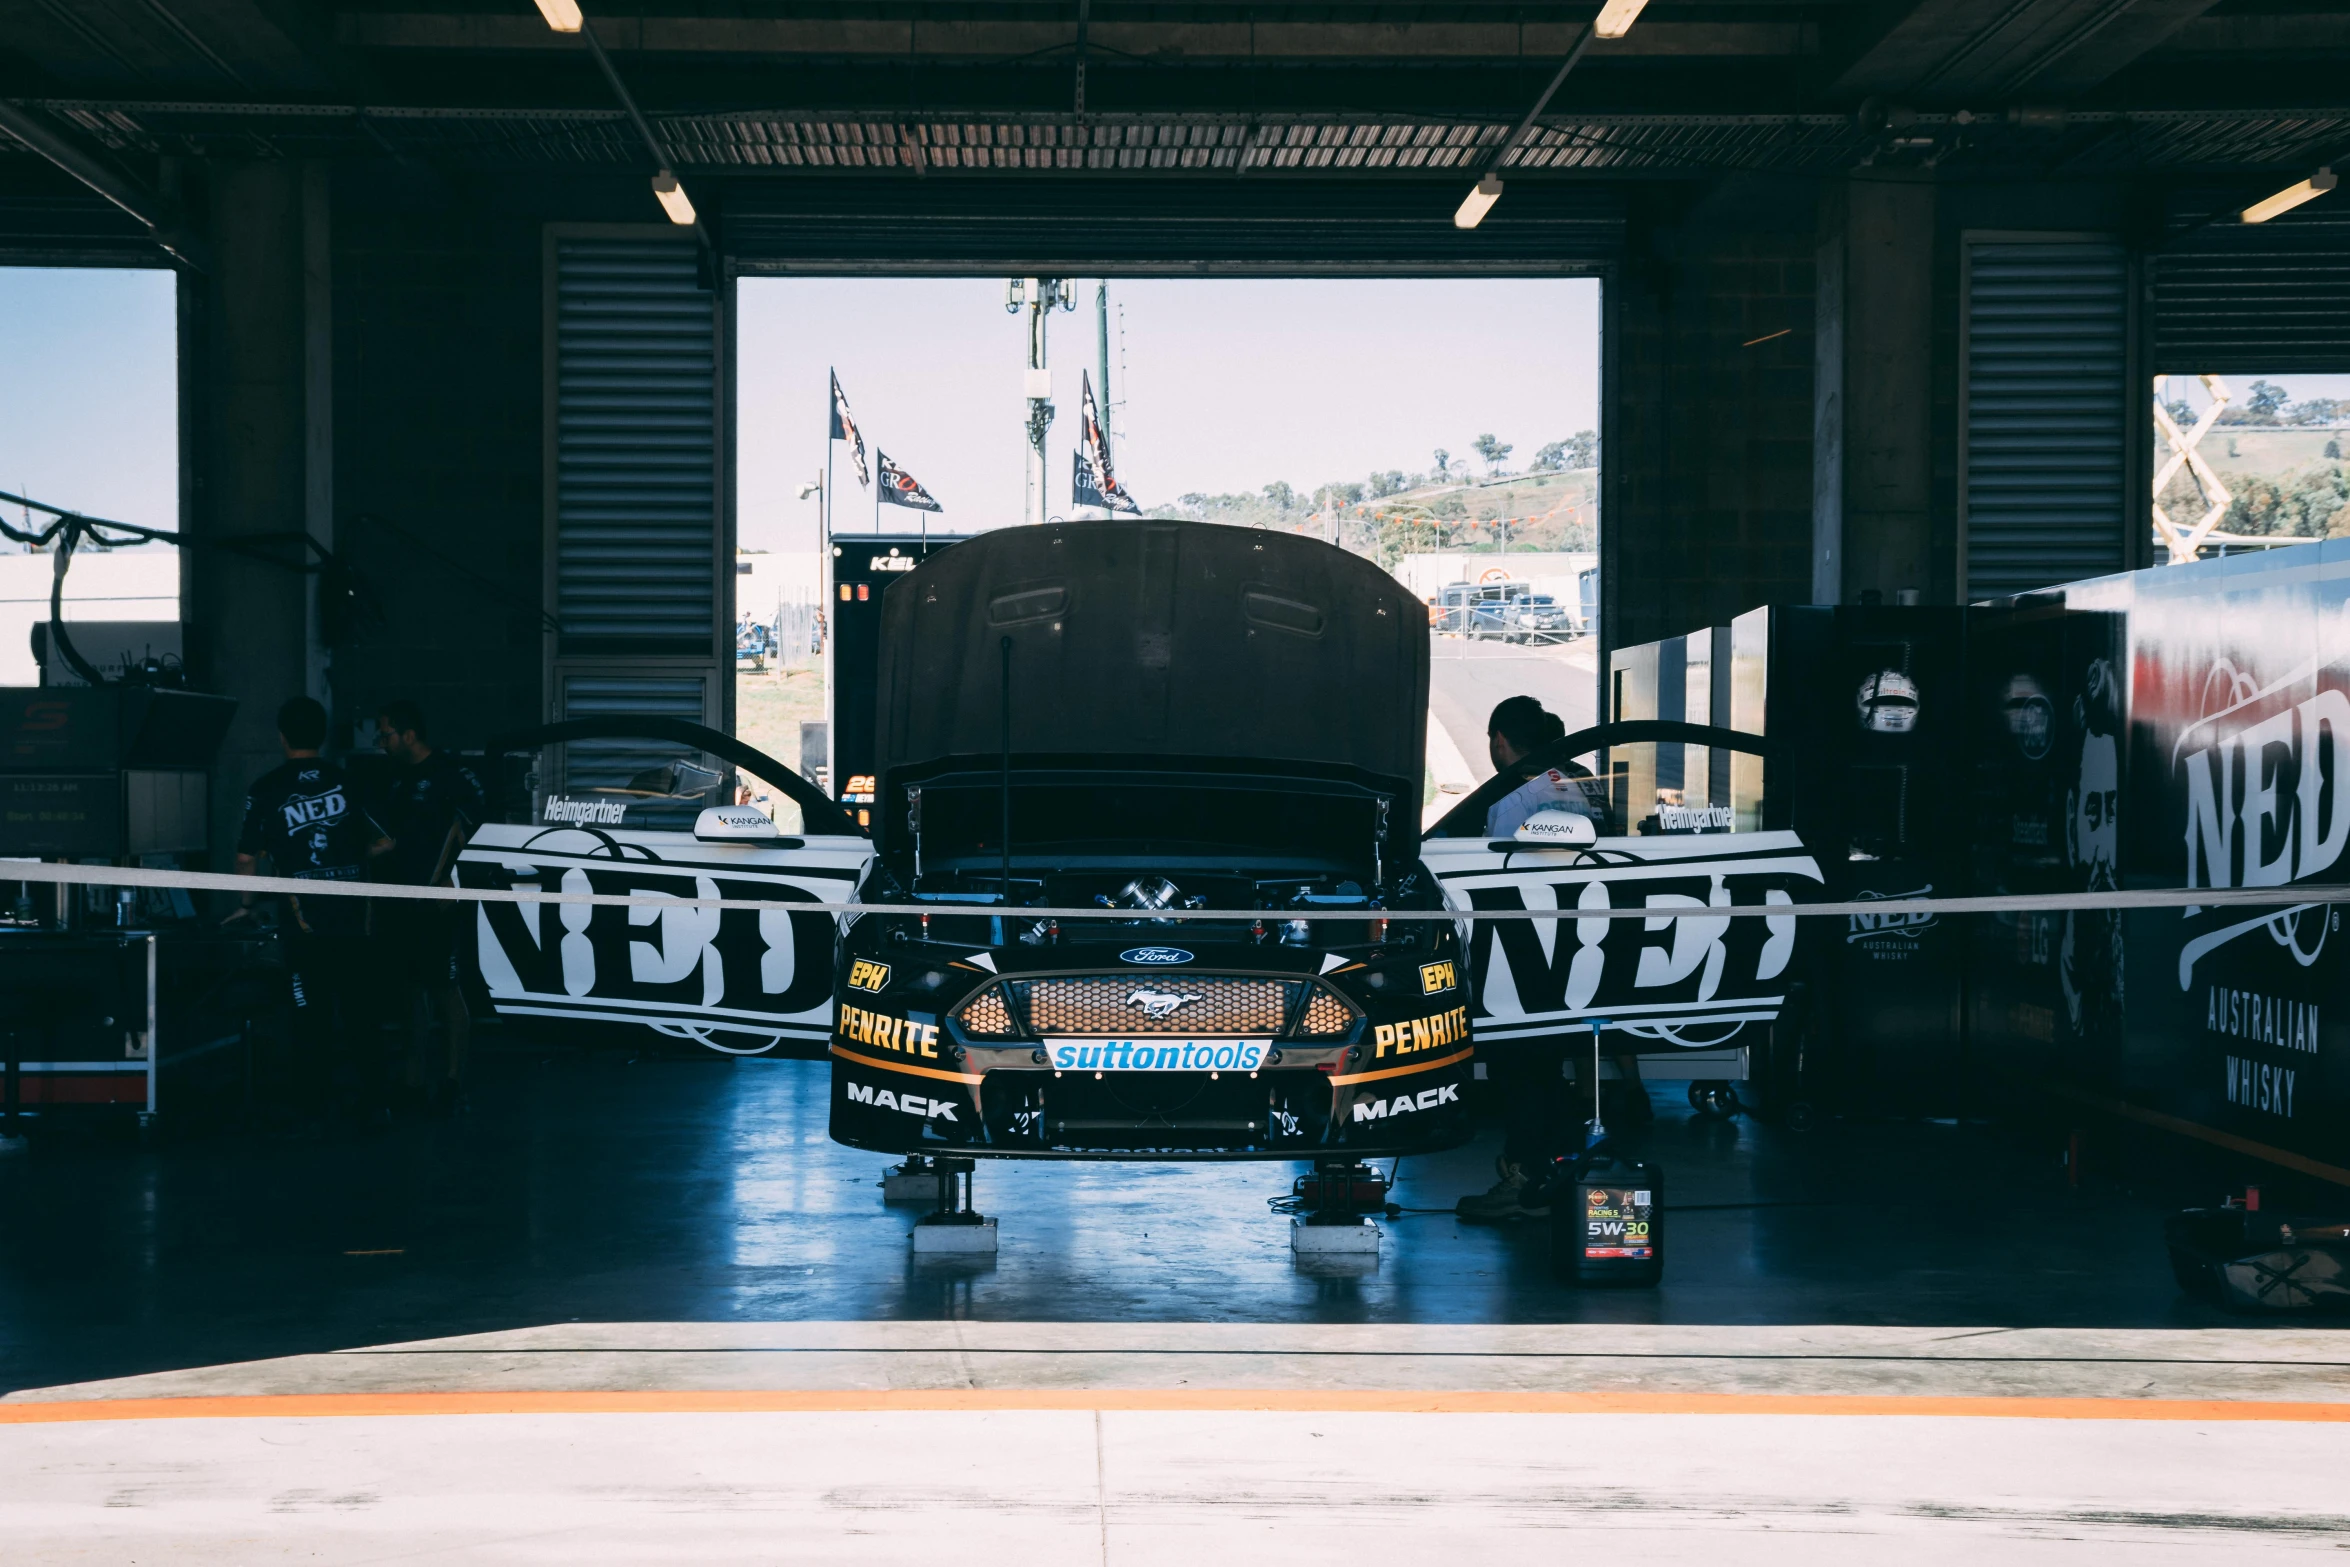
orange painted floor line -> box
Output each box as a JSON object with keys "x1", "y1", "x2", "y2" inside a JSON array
[{"x1": 5, "y1": 1389, "x2": 2350, "y2": 1425}]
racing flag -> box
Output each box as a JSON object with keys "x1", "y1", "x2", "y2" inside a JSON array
[
  {"x1": 1070, "y1": 371, "x2": 1140, "y2": 514},
  {"x1": 829, "y1": 370, "x2": 869, "y2": 488},
  {"x1": 876, "y1": 450, "x2": 942, "y2": 512}
]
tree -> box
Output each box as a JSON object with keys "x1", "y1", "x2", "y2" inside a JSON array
[
  {"x1": 2247, "y1": 379, "x2": 2289, "y2": 417},
  {"x1": 1431, "y1": 448, "x2": 1452, "y2": 479},
  {"x1": 1472, "y1": 433, "x2": 1513, "y2": 475},
  {"x1": 1368, "y1": 469, "x2": 1410, "y2": 498},
  {"x1": 1564, "y1": 430, "x2": 1598, "y2": 469},
  {"x1": 2163, "y1": 399, "x2": 2197, "y2": 429},
  {"x1": 1261, "y1": 480, "x2": 1298, "y2": 512},
  {"x1": 1531, "y1": 441, "x2": 1568, "y2": 472}
]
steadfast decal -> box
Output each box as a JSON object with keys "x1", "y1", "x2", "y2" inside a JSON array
[
  {"x1": 1350, "y1": 1083, "x2": 1461, "y2": 1121},
  {"x1": 1373, "y1": 1007, "x2": 1469, "y2": 1058}
]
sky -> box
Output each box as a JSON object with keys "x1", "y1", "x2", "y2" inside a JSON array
[
  {"x1": 0, "y1": 266, "x2": 179, "y2": 537},
  {"x1": 737, "y1": 277, "x2": 1602, "y2": 553}
]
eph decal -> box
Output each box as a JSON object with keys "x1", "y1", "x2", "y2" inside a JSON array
[
  {"x1": 1373, "y1": 1006, "x2": 1469, "y2": 1058},
  {"x1": 1350, "y1": 1083, "x2": 1462, "y2": 1121},
  {"x1": 837, "y1": 1002, "x2": 940, "y2": 1058},
  {"x1": 847, "y1": 959, "x2": 891, "y2": 993},
  {"x1": 845, "y1": 1081, "x2": 959, "y2": 1120},
  {"x1": 1419, "y1": 960, "x2": 1457, "y2": 995}
]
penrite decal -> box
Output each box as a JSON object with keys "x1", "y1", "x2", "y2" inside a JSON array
[{"x1": 1372, "y1": 1007, "x2": 1469, "y2": 1058}]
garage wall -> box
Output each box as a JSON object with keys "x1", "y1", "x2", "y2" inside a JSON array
[
  {"x1": 1604, "y1": 178, "x2": 1819, "y2": 653},
  {"x1": 329, "y1": 182, "x2": 545, "y2": 753}
]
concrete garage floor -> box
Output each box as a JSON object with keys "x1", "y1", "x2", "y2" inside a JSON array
[
  {"x1": 7, "y1": 1051, "x2": 2350, "y2": 1563},
  {"x1": 0, "y1": 1048, "x2": 2273, "y2": 1398}
]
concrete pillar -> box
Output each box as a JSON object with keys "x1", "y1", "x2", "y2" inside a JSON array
[
  {"x1": 184, "y1": 160, "x2": 330, "y2": 860},
  {"x1": 1816, "y1": 176, "x2": 1935, "y2": 604}
]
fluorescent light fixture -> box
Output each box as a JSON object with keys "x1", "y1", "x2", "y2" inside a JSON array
[
  {"x1": 533, "y1": 0, "x2": 584, "y2": 32},
  {"x1": 1593, "y1": 0, "x2": 1650, "y2": 38},
  {"x1": 651, "y1": 170, "x2": 696, "y2": 226},
  {"x1": 1454, "y1": 175, "x2": 1503, "y2": 230},
  {"x1": 2242, "y1": 167, "x2": 2336, "y2": 224}
]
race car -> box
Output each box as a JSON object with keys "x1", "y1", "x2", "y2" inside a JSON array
[{"x1": 456, "y1": 520, "x2": 1820, "y2": 1160}]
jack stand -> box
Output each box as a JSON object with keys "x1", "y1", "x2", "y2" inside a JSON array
[
  {"x1": 910, "y1": 1157, "x2": 998, "y2": 1254},
  {"x1": 881, "y1": 1154, "x2": 943, "y2": 1203},
  {"x1": 1291, "y1": 1158, "x2": 1381, "y2": 1256}
]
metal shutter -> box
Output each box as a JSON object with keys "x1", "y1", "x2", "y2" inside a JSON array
[
  {"x1": 553, "y1": 237, "x2": 718, "y2": 655},
  {"x1": 557, "y1": 672, "x2": 711, "y2": 792},
  {"x1": 2153, "y1": 213, "x2": 2350, "y2": 371},
  {"x1": 1962, "y1": 240, "x2": 2131, "y2": 600}
]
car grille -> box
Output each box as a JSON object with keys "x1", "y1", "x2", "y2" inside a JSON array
[{"x1": 951, "y1": 975, "x2": 1357, "y2": 1039}]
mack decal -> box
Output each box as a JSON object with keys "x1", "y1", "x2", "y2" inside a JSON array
[
  {"x1": 1350, "y1": 1083, "x2": 1461, "y2": 1121},
  {"x1": 845, "y1": 1081, "x2": 959, "y2": 1120}
]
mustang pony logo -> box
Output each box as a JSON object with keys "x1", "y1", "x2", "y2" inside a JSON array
[{"x1": 1127, "y1": 988, "x2": 1202, "y2": 1021}]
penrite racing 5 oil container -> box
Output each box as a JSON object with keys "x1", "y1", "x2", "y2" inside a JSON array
[{"x1": 1553, "y1": 1150, "x2": 1663, "y2": 1287}]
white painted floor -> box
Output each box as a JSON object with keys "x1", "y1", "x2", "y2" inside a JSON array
[{"x1": 6, "y1": 1405, "x2": 2346, "y2": 1563}]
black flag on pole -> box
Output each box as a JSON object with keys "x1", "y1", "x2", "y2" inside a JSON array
[
  {"x1": 1070, "y1": 372, "x2": 1140, "y2": 514},
  {"x1": 876, "y1": 450, "x2": 942, "y2": 512},
  {"x1": 829, "y1": 370, "x2": 870, "y2": 488}
]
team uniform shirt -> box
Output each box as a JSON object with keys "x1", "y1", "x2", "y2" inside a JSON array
[
  {"x1": 380, "y1": 751, "x2": 486, "y2": 886},
  {"x1": 237, "y1": 759, "x2": 385, "y2": 935},
  {"x1": 1484, "y1": 767, "x2": 1606, "y2": 840}
]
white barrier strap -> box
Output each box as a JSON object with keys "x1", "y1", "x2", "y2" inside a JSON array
[{"x1": 3, "y1": 859, "x2": 2345, "y2": 922}]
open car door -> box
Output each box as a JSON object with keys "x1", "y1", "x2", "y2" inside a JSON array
[
  {"x1": 455, "y1": 718, "x2": 872, "y2": 1056},
  {"x1": 1418, "y1": 720, "x2": 1823, "y2": 1051}
]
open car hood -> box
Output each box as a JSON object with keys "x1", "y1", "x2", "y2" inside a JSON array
[{"x1": 874, "y1": 521, "x2": 1427, "y2": 859}]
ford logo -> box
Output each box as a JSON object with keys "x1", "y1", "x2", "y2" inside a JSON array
[{"x1": 1119, "y1": 946, "x2": 1194, "y2": 965}]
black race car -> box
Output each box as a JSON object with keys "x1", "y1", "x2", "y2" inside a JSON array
[{"x1": 829, "y1": 520, "x2": 1470, "y2": 1159}]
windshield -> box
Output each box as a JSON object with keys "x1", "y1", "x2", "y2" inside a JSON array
[{"x1": 498, "y1": 737, "x2": 808, "y2": 834}]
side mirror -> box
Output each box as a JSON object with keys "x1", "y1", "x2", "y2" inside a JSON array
[
  {"x1": 1514, "y1": 808, "x2": 1596, "y2": 847},
  {"x1": 695, "y1": 804, "x2": 783, "y2": 843}
]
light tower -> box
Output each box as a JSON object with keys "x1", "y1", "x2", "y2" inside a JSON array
[{"x1": 1006, "y1": 278, "x2": 1075, "y2": 525}]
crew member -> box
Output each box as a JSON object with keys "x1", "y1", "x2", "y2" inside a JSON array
[
  {"x1": 228, "y1": 697, "x2": 391, "y2": 1130},
  {"x1": 1457, "y1": 697, "x2": 1642, "y2": 1224},
  {"x1": 374, "y1": 698, "x2": 485, "y2": 1116}
]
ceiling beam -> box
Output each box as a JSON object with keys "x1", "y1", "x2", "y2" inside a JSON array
[
  {"x1": 334, "y1": 13, "x2": 1817, "y2": 62},
  {"x1": 1827, "y1": 0, "x2": 2225, "y2": 102}
]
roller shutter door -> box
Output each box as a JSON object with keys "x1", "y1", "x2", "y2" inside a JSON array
[
  {"x1": 1961, "y1": 239, "x2": 2132, "y2": 601},
  {"x1": 2152, "y1": 203, "x2": 2350, "y2": 372},
  {"x1": 550, "y1": 236, "x2": 721, "y2": 656}
]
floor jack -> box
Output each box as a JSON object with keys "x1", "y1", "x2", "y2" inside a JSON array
[{"x1": 909, "y1": 1158, "x2": 998, "y2": 1254}]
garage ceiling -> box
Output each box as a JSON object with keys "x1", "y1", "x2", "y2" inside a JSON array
[{"x1": 0, "y1": 2, "x2": 2342, "y2": 263}]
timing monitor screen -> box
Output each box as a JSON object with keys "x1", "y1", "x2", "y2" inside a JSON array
[{"x1": 910, "y1": 777, "x2": 1384, "y2": 869}]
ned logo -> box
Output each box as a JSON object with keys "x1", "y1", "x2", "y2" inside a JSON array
[
  {"x1": 847, "y1": 959, "x2": 891, "y2": 993},
  {"x1": 1419, "y1": 960, "x2": 1457, "y2": 995}
]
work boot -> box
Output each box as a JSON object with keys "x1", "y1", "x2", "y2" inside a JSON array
[{"x1": 1456, "y1": 1158, "x2": 1533, "y2": 1221}]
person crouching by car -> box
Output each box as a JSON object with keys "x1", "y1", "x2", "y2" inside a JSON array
[
  {"x1": 228, "y1": 697, "x2": 392, "y2": 1133},
  {"x1": 374, "y1": 698, "x2": 485, "y2": 1117},
  {"x1": 1457, "y1": 696, "x2": 1645, "y2": 1224}
]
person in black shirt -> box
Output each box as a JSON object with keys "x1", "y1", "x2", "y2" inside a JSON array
[
  {"x1": 230, "y1": 696, "x2": 390, "y2": 1129},
  {"x1": 374, "y1": 698, "x2": 484, "y2": 1114}
]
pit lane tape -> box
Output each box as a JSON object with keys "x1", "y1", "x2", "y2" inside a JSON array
[
  {"x1": 5, "y1": 860, "x2": 2346, "y2": 923},
  {"x1": 3, "y1": 1390, "x2": 2348, "y2": 1423}
]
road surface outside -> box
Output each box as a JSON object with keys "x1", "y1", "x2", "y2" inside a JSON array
[{"x1": 1425, "y1": 634, "x2": 1599, "y2": 823}]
